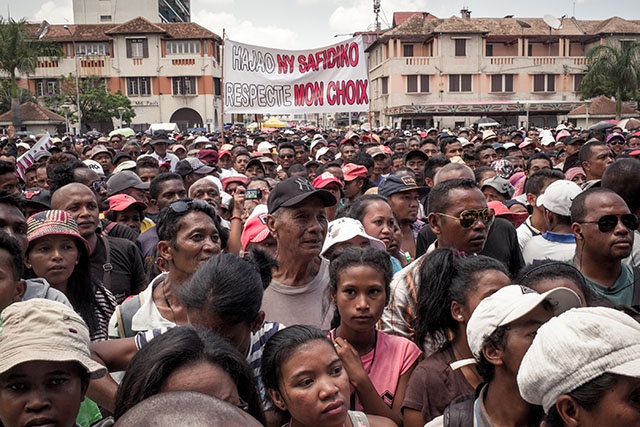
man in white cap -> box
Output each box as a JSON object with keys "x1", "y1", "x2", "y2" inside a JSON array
[
  {"x1": 522, "y1": 180, "x2": 582, "y2": 264},
  {"x1": 426, "y1": 285, "x2": 581, "y2": 427}
]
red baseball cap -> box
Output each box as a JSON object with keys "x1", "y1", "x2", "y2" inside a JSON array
[
  {"x1": 312, "y1": 172, "x2": 343, "y2": 189},
  {"x1": 342, "y1": 163, "x2": 368, "y2": 181},
  {"x1": 241, "y1": 213, "x2": 271, "y2": 251},
  {"x1": 107, "y1": 194, "x2": 147, "y2": 212},
  {"x1": 221, "y1": 175, "x2": 251, "y2": 191},
  {"x1": 198, "y1": 149, "x2": 219, "y2": 164}
]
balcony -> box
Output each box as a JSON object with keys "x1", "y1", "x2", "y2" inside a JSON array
[{"x1": 482, "y1": 56, "x2": 588, "y2": 74}]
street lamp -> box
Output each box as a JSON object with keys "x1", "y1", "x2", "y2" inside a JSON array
[
  {"x1": 117, "y1": 106, "x2": 126, "y2": 129},
  {"x1": 63, "y1": 25, "x2": 81, "y2": 135},
  {"x1": 60, "y1": 104, "x2": 71, "y2": 134}
]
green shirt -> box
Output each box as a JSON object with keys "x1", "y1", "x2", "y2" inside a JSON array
[{"x1": 583, "y1": 263, "x2": 634, "y2": 307}]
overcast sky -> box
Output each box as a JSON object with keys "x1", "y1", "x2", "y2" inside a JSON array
[{"x1": 3, "y1": 0, "x2": 639, "y2": 49}]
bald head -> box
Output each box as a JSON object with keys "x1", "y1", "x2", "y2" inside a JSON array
[
  {"x1": 51, "y1": 183, "x2": 96, "y2": 209},
  {"x1": 51, "y1": 183, "x2": 100, "y2": 239},
  {"x1": 114, "y1": 391, "x2": 262, "y2": 427},
  {"x1": 433, "y1": 163, "x2": 475, "y2": 185}
]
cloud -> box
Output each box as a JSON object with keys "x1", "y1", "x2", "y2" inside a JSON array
[
  {"x1": 328, "y1": 0, "x2": 429, "y2": 33},
  {"x1": 32, "y1": 1, "x2": 73, "y2": 24},
  {"x1": 192, "y1": 10, "x2": 299, "y2": 48}
]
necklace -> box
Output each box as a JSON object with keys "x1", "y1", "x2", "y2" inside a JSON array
[{"x1": 162, "y1": 282, "x2": 177, "y2": 324}]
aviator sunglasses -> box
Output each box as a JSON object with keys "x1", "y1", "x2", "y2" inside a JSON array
[{"x1": 434, "y1": 208, "x2": 495, "y2": 228}]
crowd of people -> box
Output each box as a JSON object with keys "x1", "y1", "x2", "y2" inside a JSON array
[{"x1": 0, "y1": 119, "x2": 640, "y2": 427}]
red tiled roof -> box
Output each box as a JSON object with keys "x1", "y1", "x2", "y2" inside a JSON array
[
  {"x1": 392, "y1": 12, "x2": 438, "y2": 27},
  {"x1": 158, "y1": 22, "x2": 221, "y2": 41},
  {"x1": 105, "y1": 17, "x2": 166, "y2": 35},
  {"x1": 0, "y1": 102, "x2": 65, "y2": 123},
  {"x1": 568, "y1": 96, "x2": 639, "y2": 116}
]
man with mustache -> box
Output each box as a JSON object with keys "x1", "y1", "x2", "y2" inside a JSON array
[{"x1": 571, "y1": 187, "x2": 640, "y2": 307}]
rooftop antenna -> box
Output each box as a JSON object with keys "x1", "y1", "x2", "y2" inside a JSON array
[{"x1": 373, "y1": 0, "x2": 381, "y2": 31}]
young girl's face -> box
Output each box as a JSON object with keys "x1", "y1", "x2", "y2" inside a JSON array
[
  {"x1": 25, "y1": 236, "x2": 80, "y2": 290},
  {"x1": 333, "y1": 265, "x2": 387, "y2": 334},
  {"x1": 271, "y1": 339, "x2": 349, "y2": 427}
]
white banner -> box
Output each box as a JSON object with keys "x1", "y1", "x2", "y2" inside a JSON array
[
  {"x1": 223, "y1": 37, "x2": 369, "y2": 114},
  {"x1": 16, "y1": 132, "x2": 52, "y2": 181}
]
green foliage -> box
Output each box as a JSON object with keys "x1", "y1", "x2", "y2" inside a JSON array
[
  {"x1": 580, "y1": 41, "x2": 640, "y2": 119},
  {"x1": 0, "y1": 79, "x2": 35, "y2": 114},
  {"x1": 44, "y1": 74, "x2": 135, "y2": 129}
]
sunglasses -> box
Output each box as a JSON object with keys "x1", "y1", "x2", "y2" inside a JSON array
[
  {"x1": 168, "y1": 199, "x2": 211, "y2": 213},
  {"x1": 435, "y1": 208, "x2": 495, "y2": 228},
  {"x1": 90, "y1": 180, "x2": 107, "y2": 192},
  {"x1": 581, "y1": 214, "x2": 639, "y2": 233},
  {"x1": 608, "y1": 139, "x2": 626, "y2": 146},
  {"x1": 278, "y1": 154, "x2": 294, "y2": 159}
]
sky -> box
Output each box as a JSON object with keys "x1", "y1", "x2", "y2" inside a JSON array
[{"x1": 2, "y1": 0, "x2": 639, "y2": 49}]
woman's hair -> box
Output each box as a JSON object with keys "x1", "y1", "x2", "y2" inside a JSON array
[
  {"x1": 516, "y1": 260, "x2": 593, "y2": 306},
  {"x1": 115, "y1": 326, "x2": 264, "y2": 424},
  {"x1": 327, "y1": 247, "x2": 392, "y2": 329},
  {"x1": 24, "y1": 234, "x2": 102, "y2": 338},
  {"x1": 343, "y1": 194, "x2": 390, "y2": 223},
  {"x1": 180, "y1": 250, "x2": 275, "y2": 325},
  {"x1": 261, "y1": 325, "x2": 330, "y2": 422},
  {"x1": 414, "y1": 248, "x2": 510, "y2": 349},
  {"x1": 544, "y1": 373, "x2": 618, "y2": 427},
  {"x1": 156, "y1": 198, "x2": 228, "y2": 250}
]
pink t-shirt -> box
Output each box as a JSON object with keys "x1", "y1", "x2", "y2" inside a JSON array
[{"x1": 331, "y1": 329, "x2": 422, "y2": 410}]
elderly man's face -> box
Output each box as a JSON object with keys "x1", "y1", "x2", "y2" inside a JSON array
[{"x1": 268, "y1": 196, "x2": 328, "y2": 258}]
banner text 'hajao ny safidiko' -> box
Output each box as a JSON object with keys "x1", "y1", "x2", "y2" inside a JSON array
[{"x1": 223, "y1": 36, "x2": 369, "y2": 114}]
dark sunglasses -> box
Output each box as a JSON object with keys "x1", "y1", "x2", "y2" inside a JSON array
[
  {"x1": 435, "y1": 208, "x2": 495, "y2": 228},
  {"x1": 581, "y1": 214, "x2": 639, "y2": 233},
  {"x1": 608, "y1": 139, "x2": 626, "y2": 146},
  {"x1": 278, "y1": 153, "x2": 294, "y2": 159},
  {"x1": 90, "y1": 180, "x2": 107, "y2": 192},
  {"x1": 168, "y1": 199, "x2": 211, "y2": 213}
]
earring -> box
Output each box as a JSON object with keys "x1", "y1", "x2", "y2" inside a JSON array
[{"x1": 458, "y1": 315, "x2": 464, "y2": 320}]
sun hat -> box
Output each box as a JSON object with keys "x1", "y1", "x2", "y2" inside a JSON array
[
  {"x1": 312, "y1": 172, "x2": 343, "y2": 190},
  {"x1": 536, "y1": 179, "x2": 582, "y2": 217},
  {"x1": 113, "y1": 160, "x2": 137, "y2": 174},
  {"x1": 106, "y1": 170, "x2": 149, "y2": 196},
  {"x1": 342, "y1": 163, "x2": 368, "y2": 181},
  {"x1": 107, "y1": 194, "x2": 147, "y2": 212},
  {"x1": 467, "y1": 285, "x2": 581, "y2": 359},
  {"x1": 241, "y1": 213, "x2": 271, "y2": 251},
  {"x1": 26, "y1": 210, "x2": 90, "y2": 254},
  {"x1": 267, "y1": 176, "x2": 336, "y2": 214},
  {"x1": 378, "y1": 174, "x2": 428, "y2": 198},
  {"x1": 481, "y1": 176, "x2": 515, "y2": 198},
  {"x1": 149, "y1": 132, "x2": 172, "y2": 145},
  {"x1": 517, "y1": 307, "x2": 640, "y2": 412},
  {"x1": 0, "y1": 299, "x2": 107, "y2": 379},
  {"x1": 321, "y1": 217, "x2": 386, "y2": 256},
  {"x1": 89, "y1": 145, "x2": 112, "y2": 160},
  {"x1": 482, "y1": 130, "x2": 498, "y2": 142}
]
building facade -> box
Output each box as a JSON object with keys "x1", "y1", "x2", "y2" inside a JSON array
[
  {"x1": 73, "y1": 0, "x2": 190, "y2": 24},
  {"x1": 22, "y1": 17, "x2": 221, "y2": 133},
  {"x1": 367, "y1": 11, "x2": 640, "y2": 129}
]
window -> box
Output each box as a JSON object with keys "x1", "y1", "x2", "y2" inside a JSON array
[
  {"x1": 533, "y1": 74, "x2": 556, "y2": 92},
  {"x1": 99, "y1": 15, "x2": 112, "y2": 22},
  {"x1": 381, "y1": 77, "x2": 388, "y2": 95},
  {"x1": 75, "y1": 42, "x2": 109, "y2": 56},
  {"x1": 214, "y1": 77, "x2": 221, "y2": 96},
  {"x1": 573, "y1": 74, "x2": 585, "y2": 92},
  {"x1": 166, "y1": 40, "x2": 201, "y2": 55},
  {"x1": 127, "y1": 77, "x2": 151, "y2": 96},
  {"x1": 127, "y1": 38, "x2": 148, "y2": 58},
  {"x1": 449, "y1": 74, "x2": 472, "y2": 92},
  {"x1": 491, "y1": 74, "x2": 514, "y2": 92},
  {"x1": 35, "y1": 79, "x2": 59, "y2": 97},
  {"x1": 485, "y1": 43, "x2": 494, "y2": 57},
  {"x1": 173, "y1": 76, "x2": 197, "y2": 95},
  {"x1": 403, "y1": 44, "x2": 414, "y2": 57},
  {"x1": 454, "y1": 39, "x2": 467, "y2": 56},
  {"x1": 407, "y1": 75, "x2": 430, "y2": 93}
]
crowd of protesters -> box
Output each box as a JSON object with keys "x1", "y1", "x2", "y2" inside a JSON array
[{"x1": 0, "y1": 118, "x2": 640, "y2": 427}]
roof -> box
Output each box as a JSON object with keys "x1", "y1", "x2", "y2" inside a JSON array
[
  {"x1": 392, "y1": 12, "x2": 438, "y2": 27},
  {"x1": 567, "y1": 95, "x2": 639, "y2": 116},
  {"x1": 0, "y1": 102, "x2": 65, "y2": 123},
  {"x1": 105, "y1": 17, "x2": 167, "y2": 35}
]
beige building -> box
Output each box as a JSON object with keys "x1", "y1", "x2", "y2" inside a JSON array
[
  {"x1": 22, "y1": 16, "x2": 221, "y2": 133},
  {"x1": 73, "y1": 0, "x2": 190, "y2": 24},
  {"x1": 367, "y1": 11, "x2": 640, "y2": 130}
]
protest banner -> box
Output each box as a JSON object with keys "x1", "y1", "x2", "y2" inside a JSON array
[
  {"x1": 15, "y1": 133, "x2": 52, "y2": 181},
  {"x1": 223, "y1": 36, "x2": 369, "y2": 114}
]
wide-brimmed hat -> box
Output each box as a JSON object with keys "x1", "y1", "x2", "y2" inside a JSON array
[
  {"x1": 26, "y1": 210, "x2": 90, "y2": 254},
  {"x1": 0, "y1": 299, "x2": 107, "y2": 379},
  {"x1": 321, "y1": 217, "x2": 386, "y2": 256}
]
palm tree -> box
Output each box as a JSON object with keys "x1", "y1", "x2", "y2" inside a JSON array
[
  {"x1": 580, "y1": 41, "x2": 640, "y2": 120},
  {"x1": 0, "y1": 17, "x2": 62, "y2": 128}
]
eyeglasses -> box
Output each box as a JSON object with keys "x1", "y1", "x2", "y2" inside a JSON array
[
  {"x1": 608, "y1": 139, "x2": 626, "y2": 146},
  {"x1": 434, "y1": 208, "x2": 495, "y2": 228},
  {"x1": 581, "y1": 214, "x2": 639, "y2": 233},
  {"x1": 168, "y1": 199, "x2": 211, "y2": 213},
  {"x1": 90, "y1": 180, "x2": 107, "y2": 192},
  {"x1": 278, "y1": 154, "x2": 294, "y2": 159}
]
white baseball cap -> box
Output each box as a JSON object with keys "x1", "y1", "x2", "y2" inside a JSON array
[
  {"x1": 467, "y1": 285, "x2": 581, "y2": 359},
  {"x1": 518, "y1": 307, "x2": 640, "y2": 412},
  {"x1": 536, "y1": 179, "x2": 582, "y2": 217},
  {"x1": 321, "y1": 217, "x2": 386, "y2": 256}
]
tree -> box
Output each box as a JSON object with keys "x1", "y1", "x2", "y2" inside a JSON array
[
  {"x1": 0, "y1": 17, "x2": 62, "y2": 128},
  {"x1": 580, "y1": 41, "x2": 640, "y2": 120},
  {"x1": 0, "y1": 79, "x2": 35, "y2": 114},
  {"x1": 44, "y1": 74, "x2": 135, "y2": 132}
]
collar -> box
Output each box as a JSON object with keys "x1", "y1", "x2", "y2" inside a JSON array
[{"x1": 540, "y1": 231, "x2": 576, "y2": 243}]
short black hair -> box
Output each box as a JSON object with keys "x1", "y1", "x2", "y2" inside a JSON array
[
  {"x1": 526, "y1": 152, "x2": 552, "y2": 171},
  {"x1": 439, "y1": 136, "x2": 459, "y2": 154},
  {"x1": 424, "y1": 155, "x2": 451, "y2": 181},
  {"x1": 601, "y1": 158, "x2": 640, "y2": 213},
  {"x1": 524, "y1": 168, "x2": 564, "y2": 196},
  {"x1": 0, "y1": 160, "x2": 16, "y2": 176},
  {"x1": 0, "y1": 231, "x2": 24, "y2": 280},
  {"x1": 149, "y1": 172, "x2": 183, "y2": 200},
  {"x1": 156, "y1": 198, "x2": 226, "y2": 249},
  {"x1": 570, "y1": 187, "x2": 620, "y2": 224},
  {"x1": 136, "y1": 156, "x2": 159, "y2": 170},
  {"x1": 47, "y1": 160, "x2": 87, "y2": 194},
  {"x1": 579, "y1": 141, "x2": 608, "y2": 163},
  {"x1": 474, "y1": 144, "x2": 495, "y2": 160}
]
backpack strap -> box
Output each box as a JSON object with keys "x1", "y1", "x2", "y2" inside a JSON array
[
  {"x1": 114, "y1": 293, "x2": 144, "y2": 338},
  {"x1": 631, "y1": 266, "x2": 640, "y2": 306},
  {"x1": 443, "y1": 394, "x2": 475, "y2": 427}
]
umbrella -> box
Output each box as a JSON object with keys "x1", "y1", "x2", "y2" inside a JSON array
[
  {"x1": 618, "y1": 118, "x2": 640, "y2": 130},
  {"x1": 86, "y1": 130, "x2": 101, "y2": 138},
  {"x1": 589, "y1": 121, "x2": 615, "y2": 131},
  {"x1": 474, "y1": 117, "x2": 500, "y2": 128},
  {"x1": 246, "y1": 122, "x2": 259, "y2": 131},
  {"x1": 263, "y1": 117, "x2": 287, "y2": 128},
  {"x1": 109, "y1": 127, "x2": 135, "y2": 137}
]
